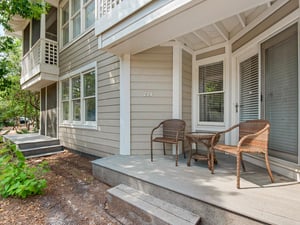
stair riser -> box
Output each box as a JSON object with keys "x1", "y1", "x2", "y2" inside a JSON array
[
  {"x1": 18, "y1": 140, "x2": 60, "y2": 149},
  {"x1": 21, "y1": 146, "x2": 64, "y2": 157}
]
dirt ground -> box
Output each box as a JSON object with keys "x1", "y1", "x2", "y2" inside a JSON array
[{"x1": 0, "y1": 150, "x2": 124, "y2": 225}]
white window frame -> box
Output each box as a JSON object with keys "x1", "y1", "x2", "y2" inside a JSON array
[
  {"x1": 59, "y1": 62, "x2": 97, "y2": 129},
  {"x1": 195, "y1": 55, "x2": 225, "y2": 127},
  {"x1": 60, "y1": 0, "x2": 96, "y2": 48}
]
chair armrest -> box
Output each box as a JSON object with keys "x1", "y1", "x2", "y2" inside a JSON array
[
  {"x1": 151, "y1": 122, "x2": 164, "y2": 139},
  {"x1": 211, "y1": 124, "x2": 240, "y2": 146},
  {"x1": 237, "y1": 124, "x2": 270, "y2": 148}
]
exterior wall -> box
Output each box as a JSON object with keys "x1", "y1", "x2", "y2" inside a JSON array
[
  {"x1": 59, "y1": 30, "x2": 120, "y2": 157},
  {"x1": 182, "y1": 49, "x2": 192, "y2": 134},
  {"x1": 130, "y1": 46, "x2": 173, "y2": 155}
]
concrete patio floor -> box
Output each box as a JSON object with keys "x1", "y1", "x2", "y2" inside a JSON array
[{"x1": 93, "y1": 152, "x2": 300, "y2": 225}]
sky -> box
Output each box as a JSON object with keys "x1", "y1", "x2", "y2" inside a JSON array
[{"x1": 0, "y1": 25, "x2": 4, "y2": 36}]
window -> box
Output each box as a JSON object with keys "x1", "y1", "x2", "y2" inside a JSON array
[
  {"x1": 198, "y1": 61, "x2": 224, "y2": 123},
  {"x1": 62, "y1": 2, "x2": 69, "y2": 46},
  {"x1": 61, "y1": 68, "x2": 96, "y2": 127},
  {"x1": 61, "y1": 79, "x2": 69, "y2": 120},
  {"x1": 61, "y1": 0, "x2": 95, "y2": 46},
  {"x1": 84, "y1": 0, "x2": 95, "y2": 29}
]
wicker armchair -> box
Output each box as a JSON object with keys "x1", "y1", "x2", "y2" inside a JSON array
[
  {"x1": 211, "y1": 120, "x2": 274, "y2": 188},
  {"x1": 151, "y1": 119, "x2": 186, "y2": 166}
]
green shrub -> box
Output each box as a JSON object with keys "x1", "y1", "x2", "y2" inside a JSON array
[{"x1": 0, "y1": 142, "x2": 49, "y2": 198}]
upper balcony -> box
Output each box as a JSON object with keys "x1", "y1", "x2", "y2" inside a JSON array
[
  {"x1": 21, "y1": 38, "x2": 59, "y2": 91},
  {"x1": 9, "y1": 4, "x2": 59, "y2": 91}
]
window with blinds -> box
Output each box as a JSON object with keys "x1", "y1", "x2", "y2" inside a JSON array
[
  {"x1": 198, "y1": 61, "x2": 224, "y2": 122},
  {"x1": 239, "y1": 54, "x2": 259, "y2": 122}
]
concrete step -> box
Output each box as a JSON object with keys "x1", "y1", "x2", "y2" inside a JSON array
[
  {"x1": 17, "y1": 139, "x2": 60, "y2": 150},
  {"x1": 106, "y1": 184, "x2": 201, "y2": 225},
  {"x1": 21, "y1": 145, "x2": 64, "y2": 157}
]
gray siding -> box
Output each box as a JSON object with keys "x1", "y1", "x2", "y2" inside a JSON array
[
  {"x1": 59, "y1": 30, "x2": 120, "y2": 157},
  {"x1": 131, "y1": 46, "x2": 173, "y2": 155},
  {"x1": 182, "y1": 50, "x2": 192, "y2": 134}
]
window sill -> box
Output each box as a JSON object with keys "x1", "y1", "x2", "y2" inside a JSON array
[{"x1": 59, "y1": 123, "x2": 98, "y2": 130}]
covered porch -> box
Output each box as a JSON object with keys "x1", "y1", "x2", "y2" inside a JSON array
[{"x1": 92, "y1": 152, "x2": 299, "y2": 225}]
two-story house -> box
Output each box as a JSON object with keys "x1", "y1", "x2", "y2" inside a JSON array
[{"x1": 9, "y1": 0, "x2": 300, "y2": 180}]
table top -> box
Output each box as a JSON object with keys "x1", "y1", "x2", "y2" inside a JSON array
[{"x1": 186, "y1": 132, "x2": 216, "y2": 139}]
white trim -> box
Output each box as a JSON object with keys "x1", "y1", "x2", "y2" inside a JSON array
[
  {"x1": 45, "y1": 86, "x2": 48, "y2": 136},
  {"x1": 192, "y1": 53, "x2": 197, "y2": 131},
  {"x1": 120, "y1": 54, "x2": 131, "y2": 155},
  {"x1": 298, "y1": 18, "x2": 300, "y2": 165}
]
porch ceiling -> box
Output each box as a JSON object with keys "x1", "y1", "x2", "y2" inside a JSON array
[{"x1": 102, "y1": 0, "x2": 276, "y2": 55}]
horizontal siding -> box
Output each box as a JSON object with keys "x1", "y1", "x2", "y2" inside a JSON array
[
  {"x1": 131, "y1": 46, "x2": 173, "y2": 155},
  {"x1": 59, "y1": 29, "x2": 120, "y2": 157}
]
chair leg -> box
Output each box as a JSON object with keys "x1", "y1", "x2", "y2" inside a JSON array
[
  {"x1": 182, "y1": 140, "x2": 186, "y2": 159},
  {"x1": 265, "y1": 153, "x2": 274, "y2": 183},
  {"x1": 151, "y1": 140, "x2": 153, "y2": 162},
  {"x1": 175, "y1": 143, "x2": 178, "y2": 166},
  {"x1": 240, "y1": 153, "x2": 246, "y2": 172},
  {"x1": 236, "y1": 153, "x2": 241, "y2": 189},
  {"x1": 210, "y1": 148, "x2": 214, "y2": 174},
  {"x1": 163, "y1": 143, "x2": 166, "y2": 155}
]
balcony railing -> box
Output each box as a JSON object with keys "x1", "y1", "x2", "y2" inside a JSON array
[
  {"x1": 21, "y1": 38, "x2": 58, "y2": 85},
  {"x1": 99, "y1": 0, "x2": 124, "y2": 17}
]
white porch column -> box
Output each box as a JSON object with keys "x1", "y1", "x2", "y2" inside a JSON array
[
  {"x1": 172, "y1": 45, "x2": 182, "y2": 154},
  {"x1": 120, "y1": 54, "x2": 131, "y2": 155},
  {"x1": 172, "y1": 45, "x2": 182, "y2": 119}
]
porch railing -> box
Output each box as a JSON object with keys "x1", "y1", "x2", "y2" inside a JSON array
[
  {"x1": 99, "y1": 0, "x2": 124, "y2": 17},
  {"x1": 21, "y1": 38, "x2": 58, "y2": 84}
]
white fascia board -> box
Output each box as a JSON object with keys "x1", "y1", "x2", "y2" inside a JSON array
[{"x1": 101, "y1": 0, "x2": 272, "y2": 55}]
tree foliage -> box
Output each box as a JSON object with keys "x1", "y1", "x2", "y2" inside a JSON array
[
  {"x1": 0, "y1": 1, "x2": 45, "y2": 128},
  {"x1": 0, "y1": 36, "x2": 20, "y2": 89},
  {"x1": 0, "y1": 36, "x2": 40, "y2": 129},
  {"x1": 0, "y1": 0, "x2": 48, "y2": 31}
]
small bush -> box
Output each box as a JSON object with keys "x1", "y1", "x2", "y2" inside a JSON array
[{"x1": 0, "y1": 142, "x2": 49, "y2": 198}]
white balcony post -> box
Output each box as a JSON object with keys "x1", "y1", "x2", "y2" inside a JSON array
[{"x1": 40, "y1": 14, "x2": 46, "y2": 39}]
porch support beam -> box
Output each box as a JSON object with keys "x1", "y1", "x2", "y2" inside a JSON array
[
  {"x1": 214, "y1": 22, "x2": 229, "y2": 41},
  {"x1": 193, "y1": 31, "x2": 211, "y2": 47},
  {"x1": 237, "y1": 14, "x2": 246, "y2": 28},
  {"x1": 120, "y1": 54, "x2": 131, "y2": 155}
]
